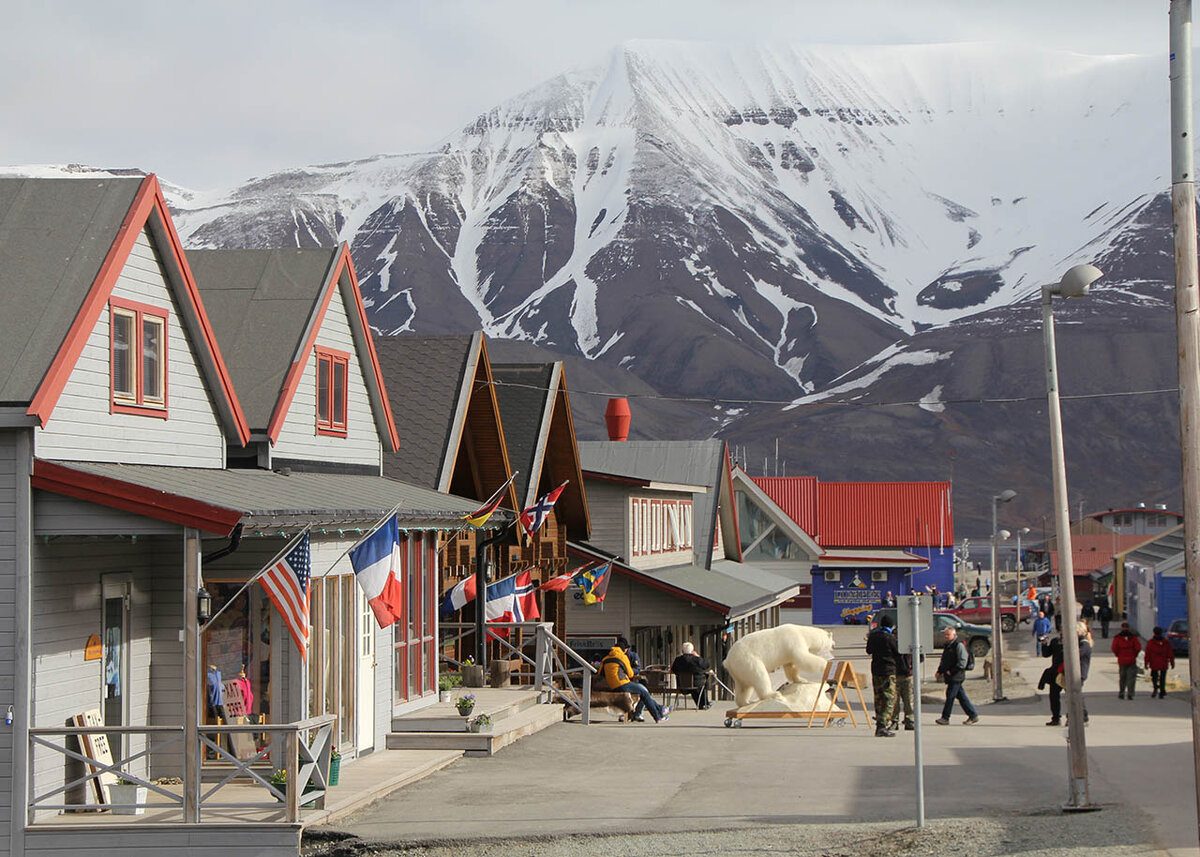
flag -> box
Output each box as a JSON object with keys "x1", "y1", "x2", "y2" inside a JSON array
[
  {"x1": 261, "y1": 531, "x2": 311, "y2": 658},
  {"x1": 578, "y1": 562, "x2": 612, "y2": 605},
  {"x1": 520, "y1": 482, "x2": 567, "y2": 538},
  {"x1": 440, "y1": 575, "x2": 478, "y2": 616},
  {"x1": 539, "y1": 561, "x2": 600, "y2": 592},
  {"x1": 484, "y1": 570, "x2": 540, "y2": 637},
  {"x1": 349, "y1": 514, "x2": 404, "y2": 629},
  {"x1": 463, "y1": 474, "x2": 517, "y2": 527}
]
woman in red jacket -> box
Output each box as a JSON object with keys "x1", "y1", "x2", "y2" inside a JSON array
[{"x1": 1144, "y1": 626, "x2": 1175, "y2": 699}]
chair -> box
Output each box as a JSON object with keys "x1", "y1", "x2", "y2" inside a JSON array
[{"x1": 665, "y1": 671, "x2": 703, "y2": 709}]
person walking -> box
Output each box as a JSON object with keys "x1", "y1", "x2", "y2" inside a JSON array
[
  {"x1": 601, "y1": 637, "x2": 669, "y2": 723},
  {"x1": 934, "y1": 627, "x2": 979, "y2": 725},
  {"x1": 1042, "y1": 619, "x2": 1093, "y2": 726},
  {"x1": 1097, "y1": 601, "x2": 1113, "y2": 638},
  {"x1": 1032, "y1": 611, "x2": 1052, "y2": 656},
  {"x1": 866, "y1": 620, "x2": 900, "y2": 737},
  {"x1": 1144, "y1": 626, "x2": 1175, "y2": 699},
  {"x1": 1112, "y1": 622, "x2": 1143, "y2": 700}
]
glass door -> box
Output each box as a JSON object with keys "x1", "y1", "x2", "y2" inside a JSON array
[
  {"x1": 308, "y1": 575, "x2": 356, "y2": 753},
  {"x1": 101, "y1": 576, "x2": 131, "y2": 761}
]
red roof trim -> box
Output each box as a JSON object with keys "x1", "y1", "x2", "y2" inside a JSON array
[
  {"x1": 566, "y1": 545, "x2": 728, "y2": 615},
  {"x1": 582, "y1": 470, "x2": 652, "y2": 487},
  {"x1": 723, "y1": 443, "x2": 742, "y2": 562},
  {"x1": 32, "y1": 459, "x2": 242, "y2": 536},
  {"x1": 26, "y1": 175, "x2": 251, "y2": 445},
  {"x1": 267, "y1": 245, "x2": 399, "y2": 451}
]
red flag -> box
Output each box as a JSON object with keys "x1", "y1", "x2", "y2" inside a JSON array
[{"x1": 520, "y1": 482, "x2": 567, "y2": 538}]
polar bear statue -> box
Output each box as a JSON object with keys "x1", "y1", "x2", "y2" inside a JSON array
[{"x1": 723, "y1": 624, "x2": 835, "y2": 708}]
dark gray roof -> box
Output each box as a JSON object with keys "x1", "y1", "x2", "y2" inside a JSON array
[
  {"x1": 492, "y1": 363, "x2": 554, "y2": 505},
  {"x1": 572, "y1": 542, "x2": 799, "y2": 621},
  {"x1": 189, "y1": 249, "x2": 335, "y2": 430},
  {"x1": 579, "y1": 439, "x2": 725, "y2": 567},
  {"x1": 48, "y1": 460, "x2": 507, "y2": 531},
  {"x1": 0, "y1": 177, "x2": 142, "y2": 402},
  {"x1": 375, "y1": 334, "x2": 476, "y2": 489},
  {"x1": 1124, "y1": 525, "x2": 1185, "y2": 573}
]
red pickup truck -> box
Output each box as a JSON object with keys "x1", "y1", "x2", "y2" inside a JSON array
[{"x1": 946, "y1": 596, "x2": 1029, "y2": 632}]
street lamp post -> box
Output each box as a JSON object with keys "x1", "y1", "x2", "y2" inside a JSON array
[
  {"x1": 1043, "y1": 262, "x2": 1103, "y2": 810},
  {"x1": 1015, "y1": 526, "x2": 1032, "y2": 620},
  {"x1": 990, "y1": 490, "x2": 1016, "y2": 701}
]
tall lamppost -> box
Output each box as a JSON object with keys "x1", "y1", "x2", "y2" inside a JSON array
[
  {"x1": 990, "y1": 489, "x2": 1016, "y2": 701},
  {"x1": 1043, "y1": 262, "x2": 1103, "y2": 810},
  {"x1": 1015, "y1": 526, "x2": 1032, "y2": 620}
]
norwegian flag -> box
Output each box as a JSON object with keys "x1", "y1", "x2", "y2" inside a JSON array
[{"x1": 519, "y1": 482, "x2": 567, "y2": 538}]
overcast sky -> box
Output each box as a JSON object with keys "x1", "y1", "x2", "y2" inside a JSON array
[{"x1": 0, "y1": 0, "x2": 1169, "y2": 190}]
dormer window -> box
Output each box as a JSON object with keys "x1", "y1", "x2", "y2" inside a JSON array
[
  {"x1": 110, "y1": 298, "x2": 168, "y2": 417},
  {"x1": 315, "y1": 347, "x2": 349, "y2": 436}
]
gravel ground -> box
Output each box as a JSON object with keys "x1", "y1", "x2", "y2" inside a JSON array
[{"x1": 304, "y1": 804, "x2": 1165, "y2": 857}]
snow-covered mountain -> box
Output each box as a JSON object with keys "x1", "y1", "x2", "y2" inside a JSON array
[{"x1": 151, "y1": 41, "x2": 1170, "y2": 405}]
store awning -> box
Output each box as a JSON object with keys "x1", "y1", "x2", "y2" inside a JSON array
[{"x1": 816, "y1": 548, "x2": 930, "y2": 569}]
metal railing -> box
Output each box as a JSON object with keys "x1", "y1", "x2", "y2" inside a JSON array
[
  {"x1": 28, "y1": 713, "x2": 336, "y2": 824},
  {"x1": 440, "y1": 622, "x2": 597, "y2": 724}
]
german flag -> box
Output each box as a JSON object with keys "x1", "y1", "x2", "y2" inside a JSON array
[{"x1": 462, "y1": 474, "x2": 516, "y2": 527}]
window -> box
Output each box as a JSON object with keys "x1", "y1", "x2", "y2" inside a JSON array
[
  {"x1": 631, "y1": 501, "x2": 641, "y2": 557},
  {"x1": 315, "y1": 347, "x2": 350, "y2": 436},
  {"x1": 110, "y1": 298, "x2": 168, "y2": 416}
]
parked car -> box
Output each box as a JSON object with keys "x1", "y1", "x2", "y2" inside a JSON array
[
  {"x1": 1167, "y1": 619, "x2": 1189, "y2": 657},
  {"x1": 869, "y1": 608, "x2": 992, "y2": 658},
  {"x1": 945, "y1": 596, "x2": 1029, "y2": 632}
]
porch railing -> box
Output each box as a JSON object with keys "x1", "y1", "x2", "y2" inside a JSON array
[
  {"x1": 28, "y1": 713, "x2": 336, "y2": 824},
  {"x1": 440, "y1": 622, "x2": 597, "y2": 724}
]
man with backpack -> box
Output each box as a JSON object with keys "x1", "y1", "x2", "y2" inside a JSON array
[{"x1": 934, "y1": 627, "x2": 980, "y2": 725}]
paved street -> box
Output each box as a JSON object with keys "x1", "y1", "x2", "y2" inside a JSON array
[{"x1": 312, "y1": 626, "x2": 1198, "y2": 856}]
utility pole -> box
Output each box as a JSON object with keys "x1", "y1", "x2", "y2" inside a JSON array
[{"x1": 1169, "y1": 2, "x2": 1200, "y2": 845}]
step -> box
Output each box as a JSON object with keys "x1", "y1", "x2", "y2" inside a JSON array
[
  {"x1": 386, "y1": 700, "x2": 563, "y2": 756},
  {"x1": 391, "y1": 688, "x2": 543, "y2": 732}
]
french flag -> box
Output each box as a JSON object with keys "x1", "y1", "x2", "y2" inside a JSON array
[
  {"x1": 349, "y1": 515, "x2": 404, "y2": 629},
  {"x1": 440, "y1": 571, "x2": 540, "y2": 634}
]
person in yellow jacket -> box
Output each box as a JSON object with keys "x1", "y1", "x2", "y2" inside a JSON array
[{"x1": 602, "y1": 637, "x2": 669, "y2": 723}]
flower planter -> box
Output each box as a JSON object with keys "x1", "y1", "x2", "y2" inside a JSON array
[
  {"x1": 439, "y1": 690, "x2": 451, "y2": 702},
  {"x1": 466, "y1": 721, "x2": 485, "y2": 733},
  {"x1": 456, "y1": 705, "x2": 475, "y2": 718},
  {"x1": 462, "y1": 665, "x2": 485, "y2": 687},
  {"x1": 328, "y1": 756, "x2": 340, "y2": 786},
  {"x1": 109, "y1": 783, "x2": 146, "y2": 816}
]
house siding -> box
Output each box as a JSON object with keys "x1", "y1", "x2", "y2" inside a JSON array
[
  {"x1": 0, "y1": 432, "x2": 23, "y2": 855},
  {"x1": 34, "y1": 493, "x2": 182, "y2": 536},
  {"x1": 580, "y1": 481, "x2": 627, "y2": 557},
  {"x1": 23, "y1": 827, "x2": 300, "y2": 856},
  {"x1": 34, "y1": 229, "x2": 226, "y2": 468},
  {"x1": 272, "y1": 286, "x2": 382, "y2": 470}
]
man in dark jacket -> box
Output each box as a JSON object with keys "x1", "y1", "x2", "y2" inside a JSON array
[
  {"x1": 866, "y1": 622, "x2": 900, "y2": 737},
  {"x1": 934, "y1": 627, "x2": 979, "y2": 725},
  {"x1": 670, "y1": 642, "x2": 711, "y2": 709}
]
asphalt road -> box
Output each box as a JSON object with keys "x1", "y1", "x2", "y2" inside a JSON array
[{"x1": 312, "y1": 626, "x2": 1198, "y2": 857}]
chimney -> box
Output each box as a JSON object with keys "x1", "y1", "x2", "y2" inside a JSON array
[{"x1": 605, "y1": 397, "x2": 631, "y2": 441}]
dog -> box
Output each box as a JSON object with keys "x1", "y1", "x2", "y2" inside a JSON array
[{"x1": 562, "y1": 690, "x2": 637, "y2": 722}]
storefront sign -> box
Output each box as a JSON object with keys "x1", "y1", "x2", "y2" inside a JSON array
[
  {"x1": 832, "y1": 587, "x2": 881, "y2": 620},
  {"x1": 84, "y1": 634, "x2": 102, "y2": 661}
]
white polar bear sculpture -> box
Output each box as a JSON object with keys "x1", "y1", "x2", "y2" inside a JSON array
[{"x1": 723, "y1": 624, "x2": 835, "y2": 708}]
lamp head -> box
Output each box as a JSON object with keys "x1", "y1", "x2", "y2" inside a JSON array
[
  {"x1": 1055, "y1": 264, "x2": 1103, "y2": 299},
  {"x1": 1019, "y1": 527, "x2": 1031, "y2": 535},
  {"x1": 994, "y1": 489, "x2": 1017, "y2": 504},
  {"x1": 995, "y1": 528, "x2": 1012, "y2": 541}
]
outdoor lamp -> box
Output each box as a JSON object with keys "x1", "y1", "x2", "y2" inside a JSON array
[
  {"x1": 990, "y1": 491, "x2": 1016, "y2": 701},
  {"x1": 197, "y1": 586, "x2": 212, "y2": 624}
]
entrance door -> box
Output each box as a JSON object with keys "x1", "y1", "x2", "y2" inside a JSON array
[
  {"x1": 357, "y1": 590, "x2": 375, "y2": 751},
  {"x1": 101, "y1": 576, "x2": 131, "y2": 761}
]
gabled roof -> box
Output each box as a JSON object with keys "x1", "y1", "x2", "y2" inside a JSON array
[
  {"x1": 817, "y1": 481, "x2": 953, "y2": 548},
  {"x1": 569, "y1": 542, "x2": 799, "y2": 622},
  {"x1": 190, "y1": 244, "x2": 398, "y2": 450},
  {"x1": 1050, "y1": 533, "x2": 1152, "y2": 574},
  {"x1": 578, "y1": 439, "x2": 736, "y2": 567},
  {"x1": 493, "y1": 361, "x2": 589, "y2": 538},
  {"x1": 748, "y1": 474, "x2": 818, "y2": 535},
  {"x1": 1, "y1": 176, "x2": 248, "y2": 443},
  {"x1": 33, "y1": 458, "x2": 510, "y2": 537},
  {"x1": 731, "y1": 468, "x2": 821, "y2": 558},
  {"x1": 375, "y1": 333, "x2": 518, "y2": 511},
  {"x1": 1121, "y1": 525, "x2": 1185, "y2": 574}
]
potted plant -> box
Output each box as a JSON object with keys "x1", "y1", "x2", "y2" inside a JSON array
[
  {"x1": 328, "y1": 746, "x2": 340, "y2": 787},
  {"x1": 455, "y1": 692, "x2": 476, "y2": 717},
  {"x1": 109, "y1": 776, "x2": 146, "y2": 816},
  {"x1": 467, "y1": 713, "x2": 492, "y2": 733},
  {"x1": 438, "y1": 673, "x2": 461, "y2": 702},
  {"x1": 269, "y1": 768, "x2": 288, "y2": 802},
  {"x1": 462, "y1": 656, "x2": 485, "y2": 688}
]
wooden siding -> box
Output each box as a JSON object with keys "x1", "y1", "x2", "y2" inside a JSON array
[
  {"x1": 24, "y1": 826, "x2": 300, "y2": 856},
  {"x1": 35, "y1": 229, "x2": 226, "y2": 467},
  {"x1": 580, "y1": 480, "x2": 627, "y2": 559},
  {"x1": 564, "y1": 573, "x2": 723, "y2": 638},
  {"x1": 0, "y1": 433, "x2": 20, "y2": 855},
  {"x1": 34, "y1": 493, "x2": 183, "y2": 536},
  {"x1": 272, "y1": 286, "x2": 382, "y2": 470}
]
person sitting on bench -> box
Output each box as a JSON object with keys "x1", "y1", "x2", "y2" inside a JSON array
[
  {"x1": 670, "y1": 642, "x2": 711, "y2": 709},
  {"x1": 602, "y1": 637, "x2": 669, "y2": 723}
]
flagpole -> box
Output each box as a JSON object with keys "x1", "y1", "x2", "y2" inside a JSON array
[
  {"x1": 202, "y1": 527, "x2": 311, "y2": 630},
  {"x1": 310, "y1": 502, "x2": 407, "y2": 582}
]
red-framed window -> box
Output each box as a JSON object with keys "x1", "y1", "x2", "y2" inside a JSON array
[
  {"x1": 315, "y1": 347, "x2": 350, "y2": 436},
  {"x1": 110, "y1": 298, "x2": 168, "y2": 417}
]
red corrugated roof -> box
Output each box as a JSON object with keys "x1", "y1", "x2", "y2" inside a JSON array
[
  {"x1": 751, "y1": 476, "x2": 817, "y2": 533},
  {"x1": 1049, "y1": 534, "x2": 1149, "y2": 573},
  {"x1": 817, "y1": 481, "x2": 954, "y2": 548}
]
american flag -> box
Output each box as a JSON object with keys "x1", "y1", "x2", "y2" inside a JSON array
[{"x1": 260, "y1": 531, "x2": 311, "y2": 659}]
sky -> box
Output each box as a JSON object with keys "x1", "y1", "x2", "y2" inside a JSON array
[{"x1": 0, "y1": 0, "x2": 1170, "y2": 190}]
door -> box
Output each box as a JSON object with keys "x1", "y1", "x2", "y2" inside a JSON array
[
  {"x1": 357, "y1": 589, "x2": 376, "y2": 751},
  {"x1": 101, "y1": 575, "x2": 131, "y2": 761}
]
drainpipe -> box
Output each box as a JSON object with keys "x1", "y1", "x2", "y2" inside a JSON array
[{"x1": 202, "y1": 522, "x2": 243, "y2": 565}]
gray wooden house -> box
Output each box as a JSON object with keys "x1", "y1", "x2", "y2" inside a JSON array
[{"x1": 0, "y1": 177, "x2": 500, "y2": 856}]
